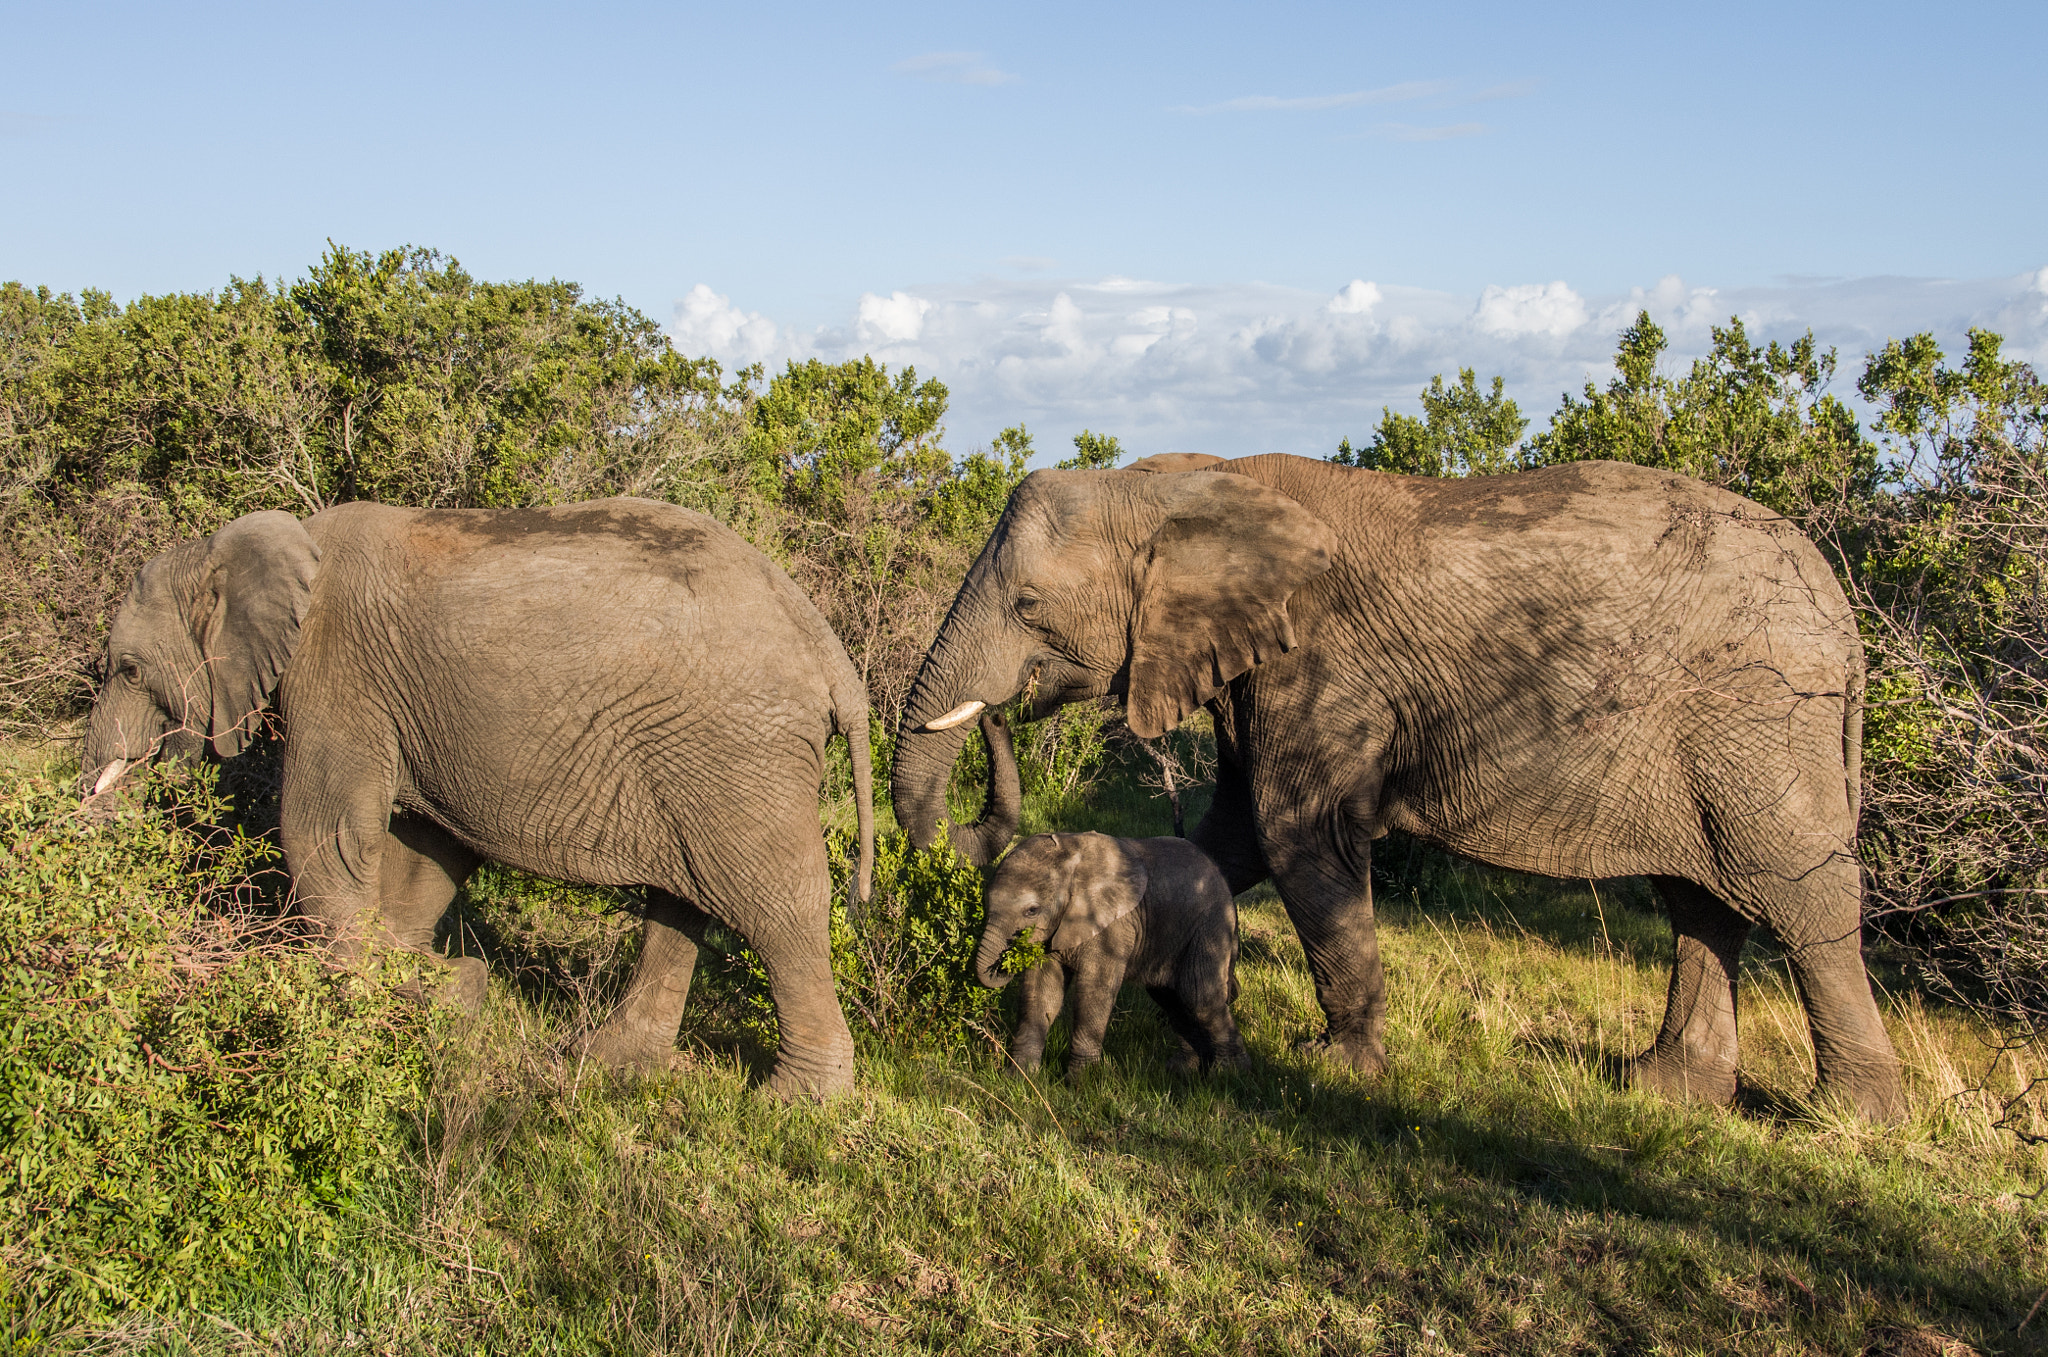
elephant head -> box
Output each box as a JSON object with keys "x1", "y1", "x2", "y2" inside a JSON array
[
  {"x1": 82, "y1": 511, "x2": 320, "y2": 797},
  {"x1": 973, "y1": 831, "x2": 1145, "y2": 988},
  {"x1": 893, "y1": 464, "x2": 1335, "y2": 855}
]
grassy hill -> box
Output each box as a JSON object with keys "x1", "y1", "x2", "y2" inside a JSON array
[{"x1": 6, "y1": 741, "x2": 2044, "y2": 1354}]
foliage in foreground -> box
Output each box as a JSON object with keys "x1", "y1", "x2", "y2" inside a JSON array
[
  {"x1": 0, "y1": 760, "x2": 424, "y2": 1330},
  {"x1": 56, "y1": 863, "x2": 2048, "y2": 1355}
]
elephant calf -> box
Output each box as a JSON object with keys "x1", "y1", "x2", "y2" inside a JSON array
[{"x1": 977, "y1": 829, "x2": 1248, "y2": 1079}]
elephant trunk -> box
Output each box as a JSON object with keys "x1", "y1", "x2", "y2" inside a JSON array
[
  {"x1": 974, "y1": 927, "x2": 1014, "y2": 990},
  {"x1": 80, "y1": 686, "x2": 170, "y2": 801},
  {"x1": 892, "y1": 588, "x2": 1033, "y2": 867}
]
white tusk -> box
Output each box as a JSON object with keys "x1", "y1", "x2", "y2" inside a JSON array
[
  {"x1": 90, "y1": 759, "x2": 128, "y2": 798},
  {"x1": 921, "y1": 700, "x2": 987, "y2": 733}
]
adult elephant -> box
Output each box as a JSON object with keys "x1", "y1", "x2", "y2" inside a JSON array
[
  {"x1": 83, "y1": 499, "x2": 873, "y2": 1098},
  {"x1": 892, "y1": 453, "x2": 1903, "y2": 1119}
]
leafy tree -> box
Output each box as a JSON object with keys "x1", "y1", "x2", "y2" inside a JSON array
[
  {"x1": 1057, "y1": 428, "x2": 1124, "y2": 470},
  {"x1": 1331, "y1": 368, "x2": 1526, "y2": 477},
  {"x1": 1842, "y1": 329, "x2": 2047, "y2": 1051},
  {"x1": 743, "y1": 357, "x2": 1029, "y2": 729},
  {"x1": 1526, "y1": 311, "x2": 1876, "y2": 519}
]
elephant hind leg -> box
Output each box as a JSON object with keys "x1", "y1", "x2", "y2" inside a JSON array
[
  {"x1": 1630, "y1": 875, "x2": 1749, "y2": 1106},
  {"x1": 581, "y1": 888, "x2": 712, "y2": 1074},
  {"x1": 1757, "y1": 856, "x2": 1906, "y2": 1121},
  {"x1": 658, "y1": 803, "x2": 856, "y2": 1099}
]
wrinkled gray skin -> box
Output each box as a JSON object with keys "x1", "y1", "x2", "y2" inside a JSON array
[
  {"x1": 83, "y1": 499, "x2": 874, "y2": 1099},
  {"x1": 977, "y1": 824, "x2": 1246, "y2": 1080},
  {"x1": 895, "y1": 454, "x2": 1904, "y2": 1120}
]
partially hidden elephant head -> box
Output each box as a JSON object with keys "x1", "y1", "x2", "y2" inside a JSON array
[
  {"x1": 82, "y1": 511, "x2": 320, "y2": 797},
  {"x1": 973, "y1": 832, "x2": 1146, "y2": 988},
  {"x1": 893, "y1": 460, "x2": 1335, "y2": 857}
]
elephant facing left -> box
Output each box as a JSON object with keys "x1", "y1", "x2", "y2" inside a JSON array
[{"x1": 81, "y1": 499, "x2": 875, "y2": 1098}]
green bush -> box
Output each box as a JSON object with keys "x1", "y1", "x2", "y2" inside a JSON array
[
  {"x1": 711, "y1": 828, "x2": 998, "y2": 1056},
  {"x1": 0, "y1": 763, "x2": 423, "y2": 1329}
]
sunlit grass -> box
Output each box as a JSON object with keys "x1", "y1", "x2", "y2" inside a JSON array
[{"x1": 24, "y1": 741, "x2": 2046, "y2": 1354}]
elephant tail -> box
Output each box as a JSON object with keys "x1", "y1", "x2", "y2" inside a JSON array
[
  {"x1": 834, "y1": 676, "x2": 876, "y2": 906},
  {"x1": 1844, "y1": 650, "x2": 1865, "y2": 833}
]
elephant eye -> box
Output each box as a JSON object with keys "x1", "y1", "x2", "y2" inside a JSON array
[
  {"x1": 1014, "y1": 592, "x2": 1043, "y2": 620},
  {"x1": 1023, "y1": 905, "x2": 1040, "y2": 916}
]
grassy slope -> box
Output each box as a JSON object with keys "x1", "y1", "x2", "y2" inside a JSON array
[{"x1": 50, "y1": 750, "x2": 2048, "y2": 1355}]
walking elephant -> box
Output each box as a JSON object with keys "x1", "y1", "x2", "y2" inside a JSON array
[
  {"x1": 976, "y1": 819, "x2": 1248, "y2": 1080},
  {"x1": 891, "y1": 453, "x2": 1904, "y2": 1119},
  {"x1": 82, "y1": 498, "x2": 873, "y2": 1098}
]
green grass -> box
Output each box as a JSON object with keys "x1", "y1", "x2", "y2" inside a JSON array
[{"x1": 16, "y1": 746, "x2": 2048, "y2": 1354}]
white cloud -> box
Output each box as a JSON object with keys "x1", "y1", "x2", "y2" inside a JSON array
[
  {"x1": 669, "y1": 270, "x2": 2048, "y2": 462},
  {"x1": 856, "y1": 291, "x2": 931, "y2": 344},
  {"x1": 1174, "y1": 81, "x2": 1448, "y2": 114},
  {"x1": 892, "y1": 51, "x2": 1017, "y2": 86},
  {"x1": 671, "y1": 284, "x2": 788, "y2": 366},
  {"x1": 1473, "y1": 281, "x2": 1587, "y2": 338},
  {"x1": 1328, "y1": 279, "x2": 1381, "y2": 314}
]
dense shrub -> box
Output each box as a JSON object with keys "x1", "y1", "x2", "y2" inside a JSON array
[{"x1": 0, "y1": 763, "x2": 423, "y2": 1329}]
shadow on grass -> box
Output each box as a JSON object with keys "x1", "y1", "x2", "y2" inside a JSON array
[{"x1": 963, "y1": 971, "x2": 2042, "y2": 1350}]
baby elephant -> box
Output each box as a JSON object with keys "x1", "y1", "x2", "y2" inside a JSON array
[{"x1": 974, "y1": 831, "x2": 1248, "y2": 1078}]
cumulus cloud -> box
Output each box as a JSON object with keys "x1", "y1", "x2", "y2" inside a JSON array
[
  {"x1": 1472, "y1": 281, "x2": 1588, "y2": 338},
  {"x1": 892, "y1": 51, "x2": 1017, "y2": 86},
  {"x1": 670, "y1": 268, "x2": 2048, "y2": 462},
  {"x1": 856, "y1": 291, "x2": 931, "y2": 344},
  {"x1": 671, "y1": 284, "x2": 791, "y2": 366},
  {"x1": 1328, "y1": 280, "x2": 1381, "y2": 315}
]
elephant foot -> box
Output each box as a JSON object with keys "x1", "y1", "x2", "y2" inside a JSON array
[
  {"x1": 1064, "y1": 1059, "x2": 1106, "y2": 1087},
  {"x1": 392, "y1": 955, "x2": 487, "y2": 1015},
  {"x1": 1814, "y1": 1049, "x2": 1908, "y2": 1123},
  {"x1": 1163, "y1": 1044, "x2": 1200, "y2": 1077},
  {"x1": 762, "y1": 1045, "x2": 856, "y2": 1100},
  {"x1": 579, "y1": 1023, "x2": 677, "y2": 1076},
  {"x1": 1626, "y1": 1046, "x2": 1737, "y2": 1107},
  {"x1": 1300, "y1": 1029, "x2": 1388, "y2": 1078},
  {"x1": 1207, "y1": 1044, "x2": 1252, "y2": 1074}
]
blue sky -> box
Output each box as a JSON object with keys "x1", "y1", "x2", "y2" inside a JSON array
[{"x1": 5, "y1": 0, "x2": 2045, "y2": 457}]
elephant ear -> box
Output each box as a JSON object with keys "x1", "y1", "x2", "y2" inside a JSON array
[
  {"x1": 194, "y1": 511, "x2": 321, "y2": 757},
  {"x1": 1126, "y1": 473, "x2": 1336, "y2": 739},
  {"x1": 1049, "y1": 834, "x2": 1147, "y2": 957}
]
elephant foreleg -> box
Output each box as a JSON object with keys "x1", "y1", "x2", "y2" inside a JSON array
[
  {"x1": 1062, "y1": 954, "x2": 1123, "y2": 1080},
  {"x1": 280, "y1": 738, "x2": 397, "y2": 963},
  {"x1": 380, "y1": 815, "x2": 484, "y2": 1012},
  {"x1": 1632, "y1": 876, "x2": 1750, "y2": 1105},
  {"x1": 582, "y1": 888, "x2": 712, "y2": 1074},
  {"x1": 1007, "y1": 961, "x2": 1067, "y2": 1073},
  {"x1": 1190, "y1": 751, "x2": 1272, "y2": 895}
]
